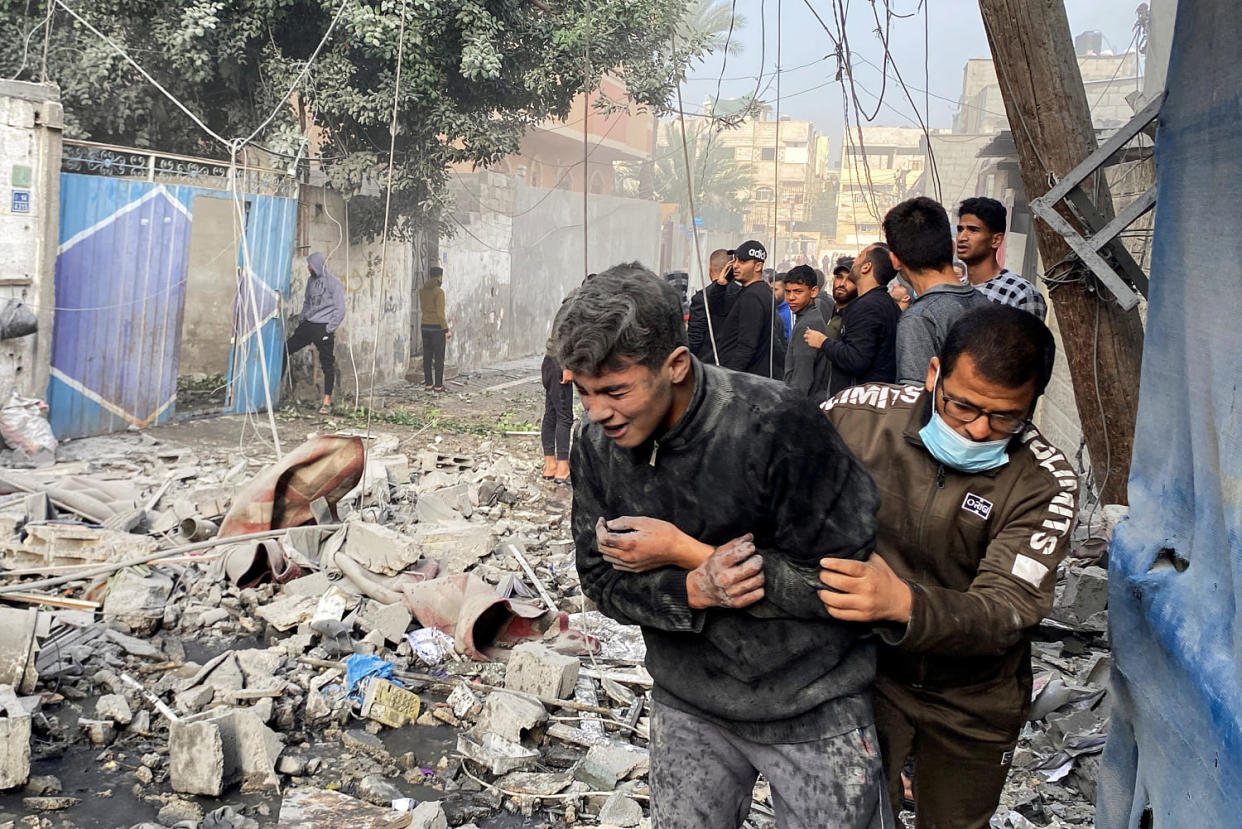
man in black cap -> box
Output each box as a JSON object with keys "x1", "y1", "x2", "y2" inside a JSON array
[{"x1": 717, "y1": 241, "x2": 786, "y2": 378}]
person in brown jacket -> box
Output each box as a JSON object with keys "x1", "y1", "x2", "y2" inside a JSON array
[{"x1": 816, "y1": 304, "x2": 1079, "y2": 828}]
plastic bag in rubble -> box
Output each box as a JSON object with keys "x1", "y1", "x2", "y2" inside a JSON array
[
  {"x1": 0, "y1": 390, "x2": 56, "y2": 458},
  {"x1": 406, "y1": 627, "x2": 457, "y2": 666}
]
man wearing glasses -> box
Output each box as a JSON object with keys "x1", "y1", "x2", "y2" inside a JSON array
[{"x1": 817, "y1": 304, "x2": 1079, "y2": 829}]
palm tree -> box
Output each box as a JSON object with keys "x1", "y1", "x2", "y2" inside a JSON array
[
  {"x1": 653, "y1": 121, "x2": 752, "y2": 219},
  {"x1": 677, "y1": 0, "x2": 746, "y2": 58}
]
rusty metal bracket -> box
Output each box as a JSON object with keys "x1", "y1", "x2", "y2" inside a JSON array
[{"x1": 1029, "y1": 92, "x2": 1165, "y2": 310}]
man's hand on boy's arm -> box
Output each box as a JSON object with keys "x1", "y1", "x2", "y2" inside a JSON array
[
  {"x1": 595, "y1": 516, "x2": 714, "y2": 573},
  {"x1": 818, "y1": 553, "x2": 912, "y2": 623}
]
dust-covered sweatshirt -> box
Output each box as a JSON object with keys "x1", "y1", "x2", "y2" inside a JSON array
[{"x1": 571, "y1": 357, "x2": 880, "y2": 743}]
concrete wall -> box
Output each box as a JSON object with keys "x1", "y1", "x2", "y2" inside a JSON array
[
  {"x1": 179, "y1": 194, "x2": 242, "y2": 378},
  {"x1": 0, "y1": 81, "x2": 62, "y2": 399},
  {"x1": 294, "y1": 185, "x2": 414, "y2": 404},
  {"x1": 441, "y1": 171, "x2": 661, "y2": 372}
]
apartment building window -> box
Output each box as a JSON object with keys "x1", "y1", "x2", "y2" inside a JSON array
[
  {"x1": 760, "y1": 147, "x2": 777, "y2": 161},
  {"x1": 755, "y1": 186, "x2": 774, "y2": 201}
]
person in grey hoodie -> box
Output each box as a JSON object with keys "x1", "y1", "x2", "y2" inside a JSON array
[
  {"x1": 285, "y1": 252, "x2": 346, "y2": 414},
  {"x1": 560, "y1": 262, "x2": 888, "y2": 828}
]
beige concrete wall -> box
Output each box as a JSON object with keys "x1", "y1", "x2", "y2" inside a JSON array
[
  {"x1": 179, "y1": 195, "x2": 242, "y2": 378},
  {"x1": 0, "y1": 81, "x2": 62, "y2": 399}
]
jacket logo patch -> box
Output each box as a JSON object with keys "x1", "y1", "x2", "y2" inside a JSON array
[{"x1": 962, "y1": 492, "x2": 993, "y2": 520}]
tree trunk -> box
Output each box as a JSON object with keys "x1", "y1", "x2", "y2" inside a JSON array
[{"x1": 978, "y1": 0, "x2": 1144, "y2": 505}]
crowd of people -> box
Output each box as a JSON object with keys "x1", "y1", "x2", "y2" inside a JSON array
[{"x1": 552, "y1": 195, "x2": 1074, "y2": 829}]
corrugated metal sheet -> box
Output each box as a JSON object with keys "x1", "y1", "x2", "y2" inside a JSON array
[
  {"x1": 227, "y1": 193, "x2": 298, "y2": 415},
  {"x1": 47, "y1": 172, "x2": 296, "y2": 439}
]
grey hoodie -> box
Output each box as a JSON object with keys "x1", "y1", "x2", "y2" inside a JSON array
[{"x1": 301, "y1": 253, "x2": 347, "y2": 332}]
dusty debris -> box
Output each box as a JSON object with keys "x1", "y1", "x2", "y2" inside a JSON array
[{"x1": 0, "y1": 684, "x2": 30, "y2": 789}]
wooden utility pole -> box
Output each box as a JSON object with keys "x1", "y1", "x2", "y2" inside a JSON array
[{"x1": 978, "y1": 0, "x2": 1145, "y2": 505}]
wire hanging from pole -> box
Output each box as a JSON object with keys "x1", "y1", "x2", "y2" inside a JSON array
[
  {"x1": 769, "y1": 0, "x2": 782, "y2": 380},
  {"x1": 365, "y1": 0, "x2": 408, "y2": 444},
  {"x1": 675, "y1": 76, "x2": 719, "y2": 366},
  {"x1": 228, "y1": 141, "x2": 284, "y2": 459},
  {"x1": 583, "y1": 0, "x2": 591, "y2": 279}
]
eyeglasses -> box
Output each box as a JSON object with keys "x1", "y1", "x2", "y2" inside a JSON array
[{"x1": 937, "y1": 380, "x2": 1029, "y2": 435}]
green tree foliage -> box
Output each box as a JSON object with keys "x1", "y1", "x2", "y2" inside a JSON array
[{"x1": 0, "y1": 0, "x2": 712, "y2": 237}]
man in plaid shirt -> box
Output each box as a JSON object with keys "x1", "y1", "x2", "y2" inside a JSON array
[{"x1": 956, "y1": 197, "x2": 1048, "y2": 321}]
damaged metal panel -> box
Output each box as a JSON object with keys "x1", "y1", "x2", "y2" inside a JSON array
[
  {"x1": 1098, "y1": 0, "x2": 1242, "y2": 825},
  {"x1": 48, "y1": 174, "x2": 192, "y2": 438}
]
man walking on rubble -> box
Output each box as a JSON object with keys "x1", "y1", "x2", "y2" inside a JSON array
[
  {"x1": 285, "y1": 251, "x2": 346, "y2": 415},
  {"x1": 817, "y1": 304, "x2": 1079, "y2": 828},
  {"x1": 557, "y1": 262, "x2": 888, "y2": 829}
]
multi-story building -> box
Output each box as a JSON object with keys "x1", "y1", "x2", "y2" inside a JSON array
[
  {"x1": 701, "y1": 103, "x2": 826, "y2": 264},
  {"x1": 835, "y1": 125, "x2": 947, "y2": 248}
]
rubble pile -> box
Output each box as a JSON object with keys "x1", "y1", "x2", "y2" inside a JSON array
[{"x1": 0, "y1": 418, "x2": 1117, "y2": 828}]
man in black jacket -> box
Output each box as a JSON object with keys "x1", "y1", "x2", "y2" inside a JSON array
[
  {"x1": 805, "y1": 243, "x2": 900, "y2": 396},
  {"x1": 686, "y1": 249, "x2": 739, "y2": 364},
  {"x1": 556, "y1": 262, "x2": 887, "y2": 828},
  {"x1": 716, "y1": 241, "x2": 786, "y2": 378}
]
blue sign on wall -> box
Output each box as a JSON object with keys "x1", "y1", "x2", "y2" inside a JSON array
[{"x1": 11, "y1": 190, "x2": 30, "y2": 213}]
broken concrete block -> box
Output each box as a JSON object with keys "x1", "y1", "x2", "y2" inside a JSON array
[
  {"x1": 278, "y1": 787, "x2": 397, "y2": 826},
  {"x1": 235, "y1": 648, "x2": 284, "y2": 688},
  {"x1": 78, "y1": 718, "x2": 115, "y2": 746},
  {"x1": 343, "y1": 521, "x2": 422, "y2": 576},
  {"x1": 16, "y1": 523, "x2": 157, "y2": 568},
  {"x1": 22, "y1": 795, "x2": 79, "y2": 811},
  {"x1": 416, "y1": 492, "x2": 459, "y2": 524},
  {"x1": 0, "y1": 684, "x2": 31, "y2": 789},
  {"x1": 448, "y1": 683, "x2": 482, "y2": 720},
  {"x1": 169, "y1": 707, "x2": 283, "y2": 796},
  {"x1": 1057, "y1": 565, "x2": 1109, "y2": 624},
  {"x1": 103, "y1": 571, "x2": 173, "y2": 635},
  {"x1": 457, "y1": 731, "x2": 539, "y2": 775},
  {"x1": 408, "y1": 800, "x2": 449, "y2": 829},
  {"x1": 94, "y1": 694, "x2": 132, "y2": 726},
  {"x1": 356, "y1": 773, "x2": 402, "y2": 805},
  {"x1": 175, "y1": 684, "x2": 215, "y2": 714},
  {"x1": 504, "y1": 642, "x2": 579, "y2": 700},
  {"x1": 360, "y1": 601, "x2": 412, "y2": 644},
  {"x1": 169, "y1": 714, "x2": 226, "y2": 796},
  {"x1": 0, "y1": 608, "x2": 40, "y2": 694},
  {"x1": 573, "y1": 744, "x2": 649, "y2": 791},
  {"x1": 415, "y1": 521, "x2": 496, "y2": 575},
  {"x1": 476, "y1": 691, "x2": 547, "y2": 743},
  {"x1": 599, "y1": 792, "x2": 643, "y2": 827},
  {"x1": 255, "y1": 594, "x2": 318, "y2": 631},
  {"x1": 494, "y1": 770, "x2": 572, "y2": 796}
]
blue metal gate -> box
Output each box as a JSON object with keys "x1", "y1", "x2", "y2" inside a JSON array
[{"x1": 47, "y1": 143, "x2": 297, "y2": 439}]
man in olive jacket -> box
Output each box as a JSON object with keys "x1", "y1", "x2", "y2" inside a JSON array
[{"x1": 818, "y1": 304, "x2": 1079, "y2": 828}]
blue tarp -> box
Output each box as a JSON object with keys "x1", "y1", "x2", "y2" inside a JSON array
[{"x1": 1097, "y1": 1, "x2": 1242, "y2": 826}]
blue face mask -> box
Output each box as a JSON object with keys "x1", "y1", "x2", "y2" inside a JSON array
[{"x1": 919, "y1": 406, "x2": 1011, "y2": 473}]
